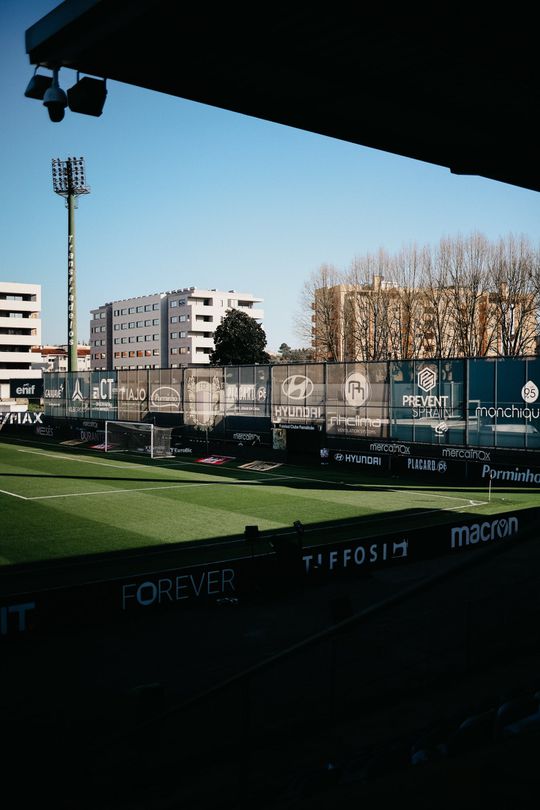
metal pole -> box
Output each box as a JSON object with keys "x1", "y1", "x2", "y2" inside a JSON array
[{"x1": 67, "y1": 190, "x2": 77, "y2": 372}]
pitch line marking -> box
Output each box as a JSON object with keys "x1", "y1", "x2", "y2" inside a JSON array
[
  {"x1": 0, "y1": 488, "x2": 28, "y2": 500},
  {"x1": 12, "y1": 447, "x2": 483, "y2": 508},
  {"x1": 24, "y1": 476, "x2": 296, "y2": 501}
]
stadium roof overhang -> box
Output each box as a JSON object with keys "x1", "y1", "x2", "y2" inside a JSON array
[{"x1": 25, "y1": 1, "x2": 540, "y2": 193}]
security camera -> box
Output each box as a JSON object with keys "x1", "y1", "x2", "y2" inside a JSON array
[{"x1": 42, "y1": 68, "x2": 67, "y2": 122}]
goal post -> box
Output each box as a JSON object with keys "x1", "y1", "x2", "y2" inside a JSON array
[{"x1": 104, "y1": 421, "x2": 173, "y2": 459}]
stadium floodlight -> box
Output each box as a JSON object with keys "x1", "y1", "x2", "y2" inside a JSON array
[{"x1": 51, "y1": 156, "x2": 90, "y2": 372}]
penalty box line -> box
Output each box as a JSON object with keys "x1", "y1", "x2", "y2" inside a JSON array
[{"x1": 22, "y1": 476, "x2": 296, "y2": 501}]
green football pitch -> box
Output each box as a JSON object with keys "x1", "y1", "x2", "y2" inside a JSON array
[{"x1": 0, "y1": 438, "x2": 537, "y2": 567}]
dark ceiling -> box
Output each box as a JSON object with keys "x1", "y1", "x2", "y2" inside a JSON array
[{"x1": 26, "y1": 1, "x2": 540, "y2": 193}]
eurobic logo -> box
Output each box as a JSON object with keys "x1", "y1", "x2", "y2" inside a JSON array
[{"x1": 475, "y1": 379, "x2": 540, "y2": 422}]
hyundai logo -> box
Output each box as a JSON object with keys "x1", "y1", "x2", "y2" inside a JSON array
[{"x1": 282, "y1": 375, "x2": 313, "y2": 400}]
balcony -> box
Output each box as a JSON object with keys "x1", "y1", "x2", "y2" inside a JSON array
[
  {"x1": 0, "y1": 333, "x2": 40, "y2": 346},
  {"x1": 0, "y1": 316, "x2": 40, "y2": 332},
  {"x1": 0, "y1": 349, "x2": 39, "y2": 365}
]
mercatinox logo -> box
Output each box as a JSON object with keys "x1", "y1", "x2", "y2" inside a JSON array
[
  {"x1": 344, "y1": 372, "x2": 370, "y2": 407},
  {"x1": 451, "y1": 515, "x2": 518, "y2": 548},
  {"x1": 417, "y1": 366, "x2": 437, "y2": 392},
  {"x1": 282, "y1": 375, "x2": 313, "y2": 400}
]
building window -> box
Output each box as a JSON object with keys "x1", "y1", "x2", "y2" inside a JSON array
[
  {"x1": 170, "y1": 300, "x2": 178, "y2": 308},
  {"x1": 137, "y1": 335, "x2": 144, "y2": 342},
  {"x1": 144, "y1": 320, "x2": 152, "y2": 326},
  {"x1": 129, "y1": 351, "x2": 135, "y2": 357},
  {"x1": 144, "y1": 304, "x2": 152, "y2": 311},
  {"x1": 128, "y1": 336, "x2": 135, "y2": 343},
  {"x1": 114, "y1": 324, "x2": 120, "y2": 331},
  {"x1": 171, "y1": 347, "x2": 178, "y2": 354},
  {"x1": 180, "y1": 331, "x2": 186, "y2": 338},
  {"x1": 178, "y1": 298, "x2": 185, "y2": 305},
  {"x1": 170, "y1": 316, "x2": 178, "y2": 323},
  {"x1": 129, "y1": 307, "x2": 135, "y2": 314},
  {"x1": 153, "y1": 349, "x2": 159, "y2": 355},
  {"x1": 153, "y1": 303, "x2": 159, "y2": 310},
  {"x1": 121, "y1": 308, "x2": 127, "y2": 315},
  {"x1": 152, "y1": 319, "x2": 159, "y2": 325},
  {"x1": 136, "y1": 306, "x2": 144, "y2": 313},
  {"x1": 179, "y1": 314, "x2": 187, "y2": 322},
  {"x1": 170, "y1": 332, "x2": 178, "y2": 339},
  {"x1": 129, "y1": 322, "x2": 135, "y2": 328},
  {"x1": 145, "y1": 350, "x2": 152, "y2": 356},
  {"x1": 153, "y1": 334, "x2": 159, "y2": 340},
  {"x1": 136, "y1": 320, "x2": 143, "y2": 328}
]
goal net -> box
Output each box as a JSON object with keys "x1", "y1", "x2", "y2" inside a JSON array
[{"x1": 104, "y1": 421, "x2": 173, "y2": 459}]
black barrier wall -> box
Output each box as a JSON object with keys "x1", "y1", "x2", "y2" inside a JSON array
[{"x1": 2, "y1": 507, "x2": 538, "y2": 637}]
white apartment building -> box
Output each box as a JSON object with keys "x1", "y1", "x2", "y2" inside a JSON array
[
  {"x1": 90, "y1": 287, "x2": 264, "y2": 370},
  {"x1": 0, "y1": 281, "x2": 42, "y2": 404}
]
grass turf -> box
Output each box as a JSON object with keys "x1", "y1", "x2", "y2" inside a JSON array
[{"x1": 0, "y1": 438, "x2": 538, "y2": 567}]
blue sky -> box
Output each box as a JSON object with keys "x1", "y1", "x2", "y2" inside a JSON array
[{"x1": 2, "y1": 2, "x2": 540, "y2": 353}]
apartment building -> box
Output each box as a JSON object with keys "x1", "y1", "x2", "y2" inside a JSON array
[
  {"x1": 312, "y1": 277, "x2": 538, "y2": 362},
  {"x1": 0, "y1": 281, "x2": 42, "y2": 403},
  {"x1": 90, "y1": 287, "x2": 264, "y2": 370}
]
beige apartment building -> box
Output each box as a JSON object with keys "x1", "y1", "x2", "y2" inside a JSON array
[{"x1": 312, "y1": 276, "x2": 538, "y2": 361}]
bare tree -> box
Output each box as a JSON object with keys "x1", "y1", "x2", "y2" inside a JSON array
[
  {"x1": 421, "y1": 240, "x2": 458, "y2": 357},
  {"x1": 387, "y1": 244, "x2": 426, "y2": 359},
  {"x1": 490, "y1": 235, "x2": 539, "y2": 355},
  {"x1": 297, "y1": 263, "x2": 344, "y2": 361},
  {"x1": 445, "y1": 233, "x2": 495, "y2": 356},
  {"x1": 296, "y1": 233, "x2": 540, "y2": 363},
  {"x1": 346, "y1": 250, "x2": 394, "y2": 360}
]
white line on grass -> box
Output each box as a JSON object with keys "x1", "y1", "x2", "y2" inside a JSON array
[
  {"x1": 24, "y1": 476, "x2": 295, "y2": 501},
  {"x1": 13, "y1": 447, "x2": 483, "y2": 509},
  {"x1": 0, "y1": 488, "x2": 28, "y2": 500},
  {"x1": 16, "y1": 448, "x2": 161, "y2": 472}
]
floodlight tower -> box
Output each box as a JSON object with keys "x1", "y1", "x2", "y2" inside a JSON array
[{"x1": 51, "y1": 156, "x2": 90, "y2": 372}]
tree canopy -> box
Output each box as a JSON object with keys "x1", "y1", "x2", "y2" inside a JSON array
[{"x1": 210, "y1": 308, "x2": 270, "y2": 365}]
